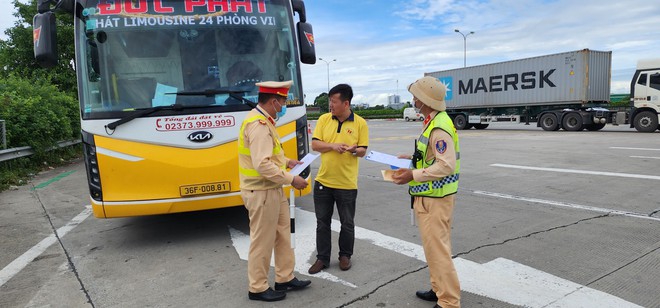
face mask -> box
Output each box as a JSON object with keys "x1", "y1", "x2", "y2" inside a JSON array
[
  {"x1": 277, "y1": 104, "x2": 287, "y2": 119},
  {"x1": 271, "y1": 99, "x2": 287, "y2": 121}
]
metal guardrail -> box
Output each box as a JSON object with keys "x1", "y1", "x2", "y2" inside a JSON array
[
  {"x1": 0, "y1": 140, "x2": 81, "y2": 163},
  {"x1": 1, "y1": 120, "x2": 6, "y2": 149}
]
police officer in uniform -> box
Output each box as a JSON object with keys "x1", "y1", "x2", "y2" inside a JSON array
[
  {"x1": 238, "y1": 80, "x2": 311, "y2": 302},
  {"x1": 392, "y1": 76, "x2": 461, "y2": 308}
]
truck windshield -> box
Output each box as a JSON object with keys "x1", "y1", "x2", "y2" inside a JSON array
[{"x1": 75, "y1": 0, "x2": 300, "y2": 120}]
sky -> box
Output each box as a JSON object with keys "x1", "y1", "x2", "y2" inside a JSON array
[{"x1": 2, "y1": 0, "x2": 660, "y2": 106}]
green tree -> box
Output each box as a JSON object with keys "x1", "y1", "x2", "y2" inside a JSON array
[
  {"x1": 0, "y1": 74, "x2": 79, "y2": 155},
  {"x1": 0, "y1": 0, "x2": 77, "y2": 96},
  {"x1": 314, "y1": 92, "x2": 329, "y2": 112}
]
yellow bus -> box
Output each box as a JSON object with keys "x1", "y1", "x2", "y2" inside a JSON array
[{"x1": 34, "y1": 0, "x2": 317, "y2": 218}]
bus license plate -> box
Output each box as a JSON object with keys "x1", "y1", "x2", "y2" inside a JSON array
[{"x1": 180, "y1": 182, "x2": 231, "y2": 197}]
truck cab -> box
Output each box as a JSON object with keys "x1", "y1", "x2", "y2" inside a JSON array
[{"x1": 629, "y1": 59, "x2": 660, "y2": 132}]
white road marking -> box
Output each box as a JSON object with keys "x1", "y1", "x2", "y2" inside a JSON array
[
  {"x1": 231, "y1": 208, "x2": 641, "y2": 307},
  {"x1": 491, "y1": 163, "x2": 660, "y2": 181},
  {"x1": 610, "y1": 147, "x2": 660, "y2": 151},
  {"x1": 229, "y1": 208, "x2": 358, "y2": 288},
  {"x1": 473, "y1": 191, "x2": 660, "y2": 222},
  {"x1": 630, "y1": 155, "x2": 660, "y2": 160},
  {"x1": 0, "y1": 206, "x2": 92, "y2": 287}
]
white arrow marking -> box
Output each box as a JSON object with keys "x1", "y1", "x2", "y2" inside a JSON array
[{"x1": 231, "y1": 208, "x2": 641, "y2": 307}]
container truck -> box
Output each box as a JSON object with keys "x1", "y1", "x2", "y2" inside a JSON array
[{"x1": 425, "y1": 49, "x2": 660, "y2": 132}]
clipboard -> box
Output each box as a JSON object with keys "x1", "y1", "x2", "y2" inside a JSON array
[{"x1": 365, "y1": 151, "x2": 411, "y2": 169}]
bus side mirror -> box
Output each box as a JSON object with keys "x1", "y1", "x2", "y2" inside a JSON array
[
  {"x1": 291, "y1": 0, "x2": 307, "y2": 23},
  {"x1": 33, "y1": 12, "x2": 58, "y2": 68},
  {"x1": 297, "y1": 22, "x2": 316, "y2": 64}
]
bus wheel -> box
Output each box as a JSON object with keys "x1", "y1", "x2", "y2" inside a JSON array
[
  {"x1": 473, "y1": 124, "x2": 489, "y2": 129},
  {"x1": 633, "y1": 111, "x2": 659, "y2": 132},
  {"x1": 453, "y1": 114, "x2": 468, "y2": 130},
  {"x1": 539, "y1": 113, "x2": 559, "y2": 131},
  {"x1": 562, "y1": 113, "x2": 583, "y2": 131},
  {"x1": 585, "y1": 123, "x2": 606, "y2": 131}
]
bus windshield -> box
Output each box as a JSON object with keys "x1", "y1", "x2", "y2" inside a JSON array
[{"x1": 76, "y1": 0, "x2": 301, "y2": 120}]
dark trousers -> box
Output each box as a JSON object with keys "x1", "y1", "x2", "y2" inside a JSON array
[{"x1": 313, "y1": 181, "x2": 358, "y2": 265}]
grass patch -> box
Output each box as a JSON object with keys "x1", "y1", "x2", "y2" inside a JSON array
[{"x1": 0, "y1": 144, "x2": 82, "y2": 192}]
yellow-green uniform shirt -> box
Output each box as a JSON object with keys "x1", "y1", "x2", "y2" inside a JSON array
[{"x1": 313, "y1": 111, "x2": 369, "y2": 189}]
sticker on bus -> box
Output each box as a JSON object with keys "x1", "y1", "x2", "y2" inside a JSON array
[
  {"x1": 180, "y1": 181, "x2": 231, "y2": 197},
  {"x1": 156, "y1": 115, "x2": 235, "y2": 131}
]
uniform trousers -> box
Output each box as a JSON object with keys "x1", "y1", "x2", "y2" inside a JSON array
[
  {"x1": 241, "y1": 188, "x2": 295, "y2": 293},
  {"x1": 414, "y1": 194, "x2": 461, "y2": 308}
]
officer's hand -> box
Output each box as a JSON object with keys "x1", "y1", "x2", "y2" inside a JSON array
[
  {"x1": 397, "y1": 154, "x2": 412, "y2": 159},
  {"x1": 291, "y1": 176, "x2": 308, "y2": 190},
  {"x1": 392, "y1": 168, "x2": 413, "y2": 185},
  {"x1": 287, "y1": 159, "x2": 303, "y2": 169}
]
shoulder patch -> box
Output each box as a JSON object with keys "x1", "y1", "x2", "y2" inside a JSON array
[
  {"x1": 435, "y1": 140, "x2": 447, "y2": 154},
  {"x1": 258, "y1": 119, "x2": 267, "y2": 125}
]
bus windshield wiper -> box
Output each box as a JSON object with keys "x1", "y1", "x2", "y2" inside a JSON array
[
  {"x1": 105, "y1": 88, "x2": 257, "y2": 130},
  {"x1": 170, "y1": 87, "x2": 257, "y2": 108},
  {"x1": 106, "y1": 104, "x2": 184, "y2": 130}
]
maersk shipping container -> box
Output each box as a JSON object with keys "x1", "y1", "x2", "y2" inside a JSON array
[{"x1": 425, "y1": 49, "x2": 612, "y2": 109}]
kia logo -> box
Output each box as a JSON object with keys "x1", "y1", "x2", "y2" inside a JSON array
[{"x1": 187, "y1": 131, "x2": 213, "y2": 143}]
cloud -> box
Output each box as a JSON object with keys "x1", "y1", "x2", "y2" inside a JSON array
[{"x1": 300, "y1": 0, "x2": 660, "y2": 104}]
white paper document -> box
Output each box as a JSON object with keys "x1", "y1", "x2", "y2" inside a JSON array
[
  {"x1": 289, "y1": 153, "x2": 320, "y2": 176},
  {"x1": 364, "y1": 151, "x2": 411, "y2": 169}
]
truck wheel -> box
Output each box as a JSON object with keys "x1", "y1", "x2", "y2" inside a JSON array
[
  {"x1": 453, "y1": 114, "x2": 468, "y2": 130},
  {"x1": 419, "y1": 116, "x2": 424, "y2": 121},
  {"x1": 562, "y1": 113, "x2": 583, "y2": 131},
  {"x1": 405, "y1": 117, "x2": 410, "y2": 122},
  {"x1": 633, "y1": 111, "x2": 659, "y2": 132},
  {"x1": 585, "y1": 123, "x2": 606, "y2": 131},
  {"x1": 539, "y1": 113, "x2": 559, "y2": 131},
  {"x1": 473, "y1": 124, "x2": 489, "y2": 129}
]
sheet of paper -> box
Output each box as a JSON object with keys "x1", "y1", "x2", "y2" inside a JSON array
[
  {"x1": 152, "y1": 83, "x2": 178, "y2": 107},
  {"x1": 381, "y1": 169, "x2": 396, "y2": 182},
  {"x1": 289, "y1": 152, "x2": 320, "y2": 176},
  {"x1": 365, "y1": 151, "x2": 411, "y2": 169}
]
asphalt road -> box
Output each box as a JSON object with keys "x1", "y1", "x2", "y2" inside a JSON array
[{"x1": 1, "y1": 120, "x2": 659, "y2": 308}]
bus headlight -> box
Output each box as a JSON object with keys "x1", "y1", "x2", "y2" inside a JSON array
[{"x1": 82, "y1": 131, "x2": 103, "y2": 201}]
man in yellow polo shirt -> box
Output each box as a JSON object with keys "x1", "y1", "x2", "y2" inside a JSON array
[{"x1": 308, "y1": 84, "x2": 369, "y2": 274}]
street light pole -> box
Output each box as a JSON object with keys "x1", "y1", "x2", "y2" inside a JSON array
[
  {"x1": 454, "y1": 29, "x2": 474, "y2": 67},
  {"x1": 318, "y1": 57, "x2": 336, "y2": 94}
]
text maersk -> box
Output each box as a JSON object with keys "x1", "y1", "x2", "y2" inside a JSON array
[{"x1": 458, "y1": 69, "x2": 556, "y2": 95}]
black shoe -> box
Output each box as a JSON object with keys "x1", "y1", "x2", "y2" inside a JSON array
[
  {"x1": 248, "y1": 287, "x2": 286, "y2": 302},
  {"x1": 274, "y1": 277, "x2": 311, "y2": 291},
  {"x1": 416, "y1": 289, "x2": 438, "y2": 302}
]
